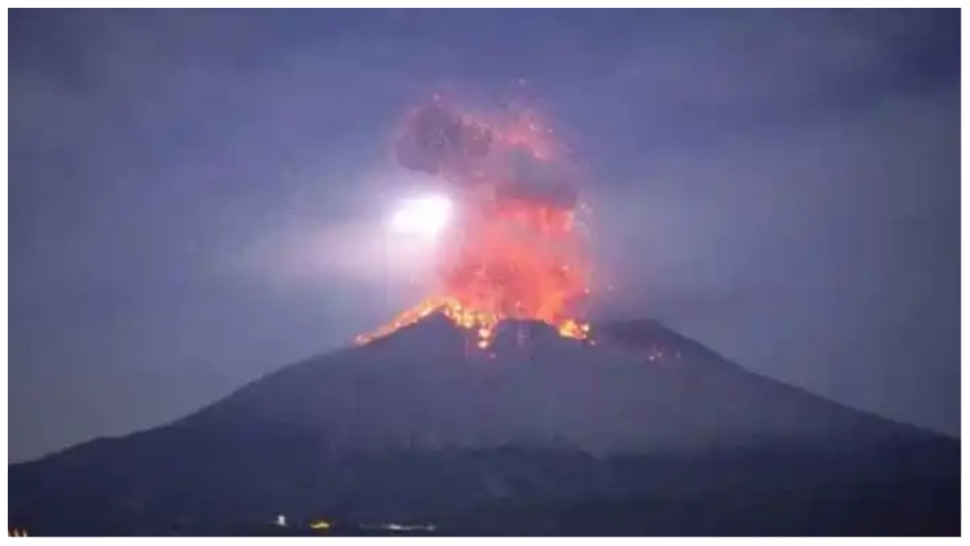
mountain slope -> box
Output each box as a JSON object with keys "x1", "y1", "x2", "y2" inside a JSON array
[
  {"x1": 181, "y1": 315, "x2": 930, "y2": 453},
  {"x1": 8, "y1": 315, "x2": 959, "y2": 535}
]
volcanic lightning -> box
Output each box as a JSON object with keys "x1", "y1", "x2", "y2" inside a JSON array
[
  {"x1": 357, "y1": 98, "x2": 593, "y2": 349},
  {"x1": 389, "y1": 194, "x2": 453, "y2": 237}
]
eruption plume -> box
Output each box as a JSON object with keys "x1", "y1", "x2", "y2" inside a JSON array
[{"x1": 358, "y1": 99, "x2": 592, "y2": 349}]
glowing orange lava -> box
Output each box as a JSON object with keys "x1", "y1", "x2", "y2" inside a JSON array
[{"x1": 357, "y1": 102, "x2": 592, "y2": 349}]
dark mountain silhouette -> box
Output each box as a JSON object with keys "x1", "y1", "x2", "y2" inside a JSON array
[{"x1": 8, "y1": 315, "x2": 960, "y2": 536}]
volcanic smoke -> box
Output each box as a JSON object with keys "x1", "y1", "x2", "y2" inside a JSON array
[{"x1": 356, "y1": 100, "x2": 593, "y2": 349}]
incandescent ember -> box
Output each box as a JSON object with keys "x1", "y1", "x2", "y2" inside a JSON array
[{"x1": 357, "y1": 100, "x2": 593, "y2": 349}]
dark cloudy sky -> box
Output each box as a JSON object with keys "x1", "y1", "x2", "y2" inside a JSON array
[{"x1": 9, "y1": 9, "x2": 960, "y2": 462}]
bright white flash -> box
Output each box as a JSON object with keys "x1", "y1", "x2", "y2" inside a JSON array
[{"x1": 389, "y1": 194, "x2": 452, "y2": 236}]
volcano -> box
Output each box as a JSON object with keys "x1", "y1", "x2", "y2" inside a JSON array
[{"x1": 8, "y1": 316, "x2": 959, "y2": 536}]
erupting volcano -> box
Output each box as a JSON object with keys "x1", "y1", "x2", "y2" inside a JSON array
[{"x1": 357, "y1": 101, "x2": 593, "y2": 349}]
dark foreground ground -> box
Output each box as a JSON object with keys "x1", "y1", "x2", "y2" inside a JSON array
[{"x1": 10, "y1": 433, "x2": 960, "y2": 536}]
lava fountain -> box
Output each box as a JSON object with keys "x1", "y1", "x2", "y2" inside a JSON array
[{"x1": 356, "y1": 99, "x2": 593, "y2": 349}]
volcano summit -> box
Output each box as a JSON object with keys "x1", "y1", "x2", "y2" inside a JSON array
[{"x1": 8, "y1": 315, "x2": 959, "y2": 536}]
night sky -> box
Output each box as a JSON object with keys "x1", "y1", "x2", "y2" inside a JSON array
[{"x1": 9, "y1": 9, "x2": 960, "y2": 462}]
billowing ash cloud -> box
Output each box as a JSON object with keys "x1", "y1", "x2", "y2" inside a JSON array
[
  {"x1": 395, "y1": 103, "x2": 579, "y2": 211},
  {"x1": 395, "y1": 105, "x2": 493, "y2": 178}
]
